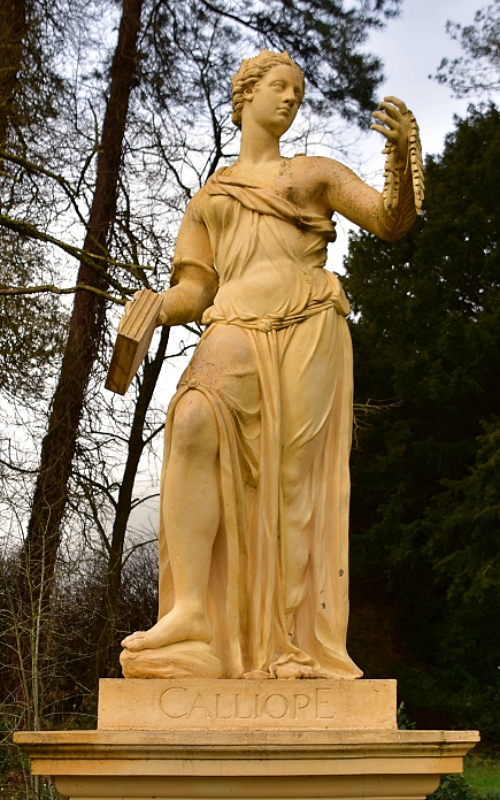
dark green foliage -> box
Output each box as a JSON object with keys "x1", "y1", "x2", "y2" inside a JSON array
[
  {"x1": 428, "y1": 773, "x2": 500, "y2": 800},
  {"x1": 429, "y1": 775, "x2": 480, "y2": 800},
  {"x1": 344, "y1": 105, "x2": 500, "y2": 738},
  {"x1": 397, "y1": 701, "x2": 416, "y2": 729}
]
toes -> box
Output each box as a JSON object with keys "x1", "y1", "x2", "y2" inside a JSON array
[
  {"x1": 121, "y1": 632, "x2": 145, "y2": 648},
  {"x1": 125, "y1": 636, "x2": 147, "y2": 652}
]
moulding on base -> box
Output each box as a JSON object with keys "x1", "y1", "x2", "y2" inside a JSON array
[
  {"x1": 15, "y1": 727, "x2": 480, "y2": 800},
  {"x1": 15, "y1": 679, "x2": 480, "y2": 800}
]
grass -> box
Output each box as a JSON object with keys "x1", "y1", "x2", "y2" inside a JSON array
[{"x1": 464, "y1": 751, "x2": 500, "y2": 795}]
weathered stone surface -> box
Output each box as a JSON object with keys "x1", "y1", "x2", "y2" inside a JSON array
[
  {"x1": 97, "y1": 677, "x2": 397, "y2": 731},
  {"x1": 15, "y1": 728, "x2": 479, "y2": 799},
  {"x1": 117, "y1": 52, "x2": 424, "y2": 681}
]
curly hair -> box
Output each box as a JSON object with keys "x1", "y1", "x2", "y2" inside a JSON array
[{"x1": 231, "y1": 50, "x2": 305, "y2": 130}]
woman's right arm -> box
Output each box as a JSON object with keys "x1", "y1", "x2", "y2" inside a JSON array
[
  {"x1": 156, "y1": 267, "x2": 218, "y2": 326},
  {"x1": 157, "y1": 191, "x2": 218, "y2": 326}
]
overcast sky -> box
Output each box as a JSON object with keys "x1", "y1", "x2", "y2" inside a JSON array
[
  {"x1": 370, "y1": 0, "x2": 477, "y2": 155},
  {"x1": 328, "y1": 0, "x2": 481, "y2": 271}
]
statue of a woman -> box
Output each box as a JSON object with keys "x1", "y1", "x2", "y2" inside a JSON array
[{"x1": 120, "y1": 50, "x2": 423, "y2": 680}]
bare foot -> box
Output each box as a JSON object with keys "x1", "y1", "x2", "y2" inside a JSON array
[{"x1": 121, "y1": 606, "x2": 212, "y2": 652}]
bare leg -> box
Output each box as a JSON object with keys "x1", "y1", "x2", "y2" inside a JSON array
[{"x1": 122, "y1": 390, "x2": 219, "y2": 651}]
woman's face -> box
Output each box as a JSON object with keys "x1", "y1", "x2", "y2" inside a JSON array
[{"x1": 243, "y1": 64, "x2": 303, "y2": 137}]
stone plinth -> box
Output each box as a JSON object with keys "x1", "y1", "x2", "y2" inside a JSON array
[
  {"x1": 15, "y1": 728, "x2": 479, "y2": 800},
  {"x1": 97, "y1": 678, "x2": 398, "y2": 731},
  {"x1": 14, "y1": 680, "x2": 479, "y2": 800}
]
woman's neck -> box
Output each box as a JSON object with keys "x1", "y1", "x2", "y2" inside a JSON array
[{"x1": 238, "y1": 120, "x2": 282, "y2": 166}]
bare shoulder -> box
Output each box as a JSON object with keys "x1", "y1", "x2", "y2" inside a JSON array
[
  {"x1": 291, "y1": 154, "x2": 360, "y2": 190},
  {"x1": 293, "y1": 155, "x2": 361, "y2": 210}
]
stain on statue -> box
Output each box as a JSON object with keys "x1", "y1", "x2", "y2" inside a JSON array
[{"x1": 119, "y1": 49, "x2": 423, "y2": 679}]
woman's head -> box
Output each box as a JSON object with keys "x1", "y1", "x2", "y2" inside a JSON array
[{"x1": 231, "y1": 50, "x2": 305, "y2": 130}]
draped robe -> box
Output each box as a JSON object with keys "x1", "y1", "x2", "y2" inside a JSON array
[{"x1": 156, "y1": 168, "x2": 362, "y2": 679}]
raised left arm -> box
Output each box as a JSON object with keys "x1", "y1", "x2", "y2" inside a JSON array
[{"x1": 326, "y1": 97, "x2": 424, "y2": 241}]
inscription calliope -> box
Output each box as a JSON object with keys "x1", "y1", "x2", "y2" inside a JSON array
[{"x1": 159, "y1": 686, "x2": 338, "y2": 721}]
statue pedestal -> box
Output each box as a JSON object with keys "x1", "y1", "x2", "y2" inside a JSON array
[{"x1": 14, "y1": 679, "x2": 479, "y2": 800}]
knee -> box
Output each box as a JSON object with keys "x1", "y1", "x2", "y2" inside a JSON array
[
  {"x1": 281, "y1": 461, "x2": 312, "y2": 561},
  {"x1": 285, "y1": 527, "x2": 310, "y2": 577},
  {"x1": 280, "y1": 461, "x2": 304, "y2": 503},
  {"x1": 171, "y1": 390, "x2": 218, "y2": 459}
]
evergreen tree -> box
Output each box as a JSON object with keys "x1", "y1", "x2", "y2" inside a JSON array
[{"x1": 345, "y1": 105, "x2": 500, "y2": 737}]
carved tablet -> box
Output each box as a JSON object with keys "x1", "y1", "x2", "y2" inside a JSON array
[{"x1": 105, "y1": 289, "x2": 163, "y2": 395}]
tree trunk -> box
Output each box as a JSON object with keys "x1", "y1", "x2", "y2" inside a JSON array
[
  {"x1": 20, "y1": 0, "x2": 144, "y2": 617},
  {"x1": 0, "y1": 0, "x2": 26, "y2": 149},
  {"x1": 89, "y1": 325, "x2": 170, "y2": 683}
]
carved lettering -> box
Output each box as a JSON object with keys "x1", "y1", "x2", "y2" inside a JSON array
[
  {"x1": 159, "y1": 684, "x2": 344, "y2": 725},
  {"x1": 160, "y1": 687, "x2": 188, "y2": 718},
  {"x1": 215, "y1": 692, "x2": 233, "y2": 719},
  {"x1": 315, "y1": 688, "x2": 335, "y2": 719},
  {"x1": 264, "y1": 693, "x2": 288, "y2": 718},
  {"x1": 293, "y1": 692, "x2": 311, "y2": 718},
  {"x1": 188, "y1": 692, "x2": 212, "y2": 719},
  {"x1": 235, "y1": 693, "x2": 253, "y2": 719}
]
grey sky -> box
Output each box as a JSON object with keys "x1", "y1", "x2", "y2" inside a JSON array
[
  {"x1": 369, "y1": 0, "x2": 478, "y2": 156},
  {"x1": 328, "y1": 0, "x2": 482, "y2": 272}
]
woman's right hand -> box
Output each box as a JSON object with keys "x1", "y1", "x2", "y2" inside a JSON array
[{"x1": 156, "y1": 291, "x2": 173, "y2": 327}]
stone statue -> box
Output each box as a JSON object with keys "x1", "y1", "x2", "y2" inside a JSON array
[{"x1": 119, "y1": 50, "x2": 423, "y2": 680}]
